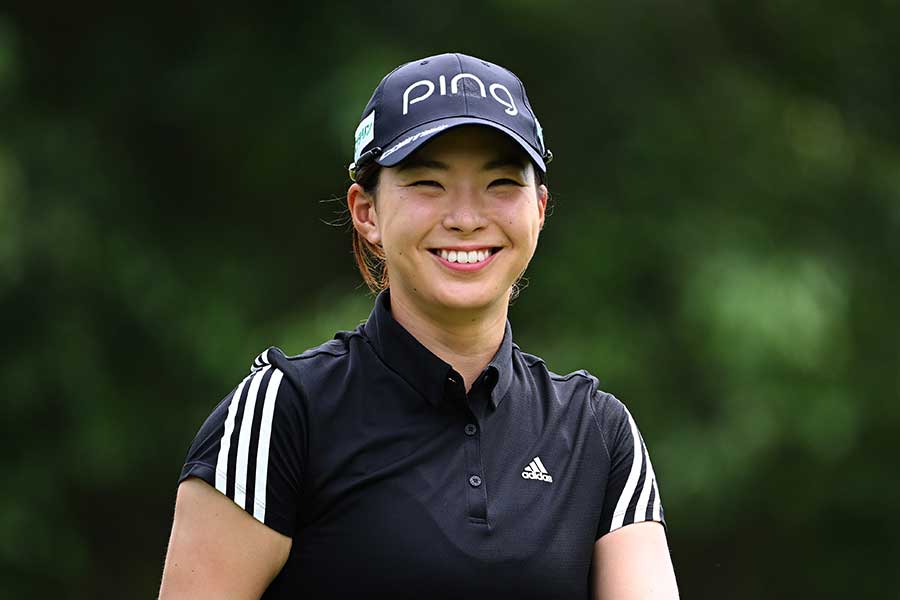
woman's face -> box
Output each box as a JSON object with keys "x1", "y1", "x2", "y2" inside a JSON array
[{"x1": 351, "y1": 125, "x2": 548, "y2": 317}]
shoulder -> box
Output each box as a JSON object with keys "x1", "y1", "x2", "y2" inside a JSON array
[
  {"x1": 252, "y1": 328, "x2": 360, "y2": 381},
  {"x1": 244, "y1": 328, "x2": 368, "y2": 408},
  {"x1": 514, "y1": 345, "x2": 630, "y2": 440},
  {"x1": 515, "y1": 343, "x2": 604, "y2": 400}
]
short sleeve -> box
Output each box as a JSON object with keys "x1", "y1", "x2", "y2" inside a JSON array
[
  {"x1": 179, "y1": 348, "x2": 307, "y2": 537},
  {"x1": 594, "y1": 391, "x2": 666, "y2": 539}
]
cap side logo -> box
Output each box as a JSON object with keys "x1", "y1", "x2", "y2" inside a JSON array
[
  {"x1": 379, "y1": 123, "x2": 451, "y2": 162},
  {"x1": 354, "y1": 110, "x2": 376, "y2": 161}
]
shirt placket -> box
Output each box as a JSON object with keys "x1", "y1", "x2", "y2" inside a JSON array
[{"x1": 446, "y1": 372, "x2": 490, "y2": 525}]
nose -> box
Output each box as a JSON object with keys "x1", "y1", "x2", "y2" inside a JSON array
[{"x1": 442, "y1": 186, "x2": 487, "y2": 233}]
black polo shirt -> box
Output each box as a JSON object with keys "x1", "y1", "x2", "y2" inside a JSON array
[{"x1": 180, "y1": 291, "x2": 665, "y2": 599}]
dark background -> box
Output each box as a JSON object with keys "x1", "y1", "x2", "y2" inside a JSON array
[{"x1": 2, "y1": 3, "x2": 898, "y2": 598}]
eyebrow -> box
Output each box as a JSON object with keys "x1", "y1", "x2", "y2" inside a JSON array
[{"x1": 395, "y1": 155, "x2": 528, "y2": 173}]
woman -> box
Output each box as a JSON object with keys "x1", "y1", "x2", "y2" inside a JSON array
[{"x1": 159, "y1": 52, "x2": 679, "y2": 599}]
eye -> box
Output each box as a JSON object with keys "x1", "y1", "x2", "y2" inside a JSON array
[
  {"x1": 490, "y1": 178, "x2": 524, "y2": 187},
  {"x1": 410, "y1": 180, "x2": 443, "y2": 188}
]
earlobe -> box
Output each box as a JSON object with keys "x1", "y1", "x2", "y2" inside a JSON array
[{"x1": 365, "y1": 225, "x2": 382, "y2": 245}]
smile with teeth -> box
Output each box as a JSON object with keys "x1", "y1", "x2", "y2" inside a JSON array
[{"x1": 433, "y1": 248, "x2": 496, "y2": 264}]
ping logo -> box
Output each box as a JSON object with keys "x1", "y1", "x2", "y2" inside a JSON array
[
  {"x1": 403, "y1": 73, "x2": 518, "y2": 117},
  {"x1": 521, "y1": 456, "x2": 553, "y2": 483}
]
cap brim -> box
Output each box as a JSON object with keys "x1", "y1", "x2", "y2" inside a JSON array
[{"x1": 374, "y1": 116, "x2": 547, "y2": 173}]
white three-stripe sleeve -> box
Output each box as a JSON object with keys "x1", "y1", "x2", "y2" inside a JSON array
[
  {"x1": 610, "y1": 406, "x2": 644, "y2": 531},
  {"x1": 253, "y1": 368, "x2": 284, "y2": 522},
  {"x1": 595, "y1": 391, "x2": 666, "y2": 538},
  {"x1": 180, "y1": 347, "x2": 308, "y2": 538},
  {"x1": 215, "y1": 374, "x2": 251, "y2": 494}
]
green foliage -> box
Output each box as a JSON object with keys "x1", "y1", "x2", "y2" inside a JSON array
[{"x1": 1, "y1": 3, "x2": 898, "y2": 598}]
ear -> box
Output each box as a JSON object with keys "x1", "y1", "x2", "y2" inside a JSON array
[
  {"x1": 348, "y1": 183, "x2": 381, "y2": 245},
  {"x1": 536, "y1": 184, "x2": 548, "y2": 231}
]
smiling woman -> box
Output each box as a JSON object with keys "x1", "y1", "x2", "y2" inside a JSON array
[
  {"x1": 159, "y1": 52, "x2": 679, "y2": 600},
  {"x1": 352, "y1": 130, "x2": 543, "y2": 300}
]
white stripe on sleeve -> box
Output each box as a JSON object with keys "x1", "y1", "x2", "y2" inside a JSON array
[
  {"x1": 610, "y1": 406, "x2": 644, "y2": 531},
  {"x1": 652, "y1": 476, "x2": 663, "y2": 521},
  {"x1": 234, "y1": 366, "x2": 269, "y2": 509},
  {"x1": 215, "y1": 375, "x2": 251, "y2": 494},
  {"x1": 253, "y1": 368, "x2": 284, "y2": 523}
]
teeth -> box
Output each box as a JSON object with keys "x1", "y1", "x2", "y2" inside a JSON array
[{"x1": 436, "y1": 248, "x2": 493, "y2": 264}]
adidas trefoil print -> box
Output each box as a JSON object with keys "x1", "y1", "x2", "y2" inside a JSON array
[{"x1": 521, "y1": 456, "x2": 553, "y2": 483}]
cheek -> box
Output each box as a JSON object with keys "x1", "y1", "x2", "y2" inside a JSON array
[
  {"x1": 380, "y1": 198, "x2": 440, "y2": 255},
  {"x1": 499, "y1": 199, "x2": 542, "y2": 243}
]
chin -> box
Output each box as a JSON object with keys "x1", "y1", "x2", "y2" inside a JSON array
[{"x1": 428, "y1": 282, "x2": 510, "y2": 312}]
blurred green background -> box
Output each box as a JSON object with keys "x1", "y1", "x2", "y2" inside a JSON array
[{"x1": 2, "y1": 2, "x2": 898, "y2": 598}]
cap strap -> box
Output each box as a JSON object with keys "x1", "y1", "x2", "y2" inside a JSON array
[{"x1": 348, "y1": 147, "x2": 383, "y2": 182}]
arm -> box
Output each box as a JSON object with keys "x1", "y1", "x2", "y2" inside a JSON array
[
  {"x1": 591, "y1": 389, "x2": 678, "y2": 598},
  {"x1": 592, "y1": 521, "x2": 679, "y2": 600},
  {"x1": 158, "y1": 477, "x2": 292, "y2": 600}
]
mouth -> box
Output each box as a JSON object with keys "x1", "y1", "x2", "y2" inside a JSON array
[
  {"x1": 428, "y1": 246, "x2": 503, "y2": 271},
  {"x1": 428, "y1": 246, "x2": 501, "y2": 265}
]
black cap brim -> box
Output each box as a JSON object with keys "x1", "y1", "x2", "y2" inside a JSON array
[{"x1": 374, "y1": 116, "x2": 547, "y2": 173}]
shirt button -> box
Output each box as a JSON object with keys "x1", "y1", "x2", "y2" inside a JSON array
[
  {"x1": 468, "y1": 475, "x2": 482, "y2": 487},
  {"x1": 464, "y1": 423, "x2": 477, "y2": 436}
]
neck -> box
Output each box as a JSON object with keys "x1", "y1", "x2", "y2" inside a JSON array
[{"x1": 389, "y1": 290, "x2": 508, "y2": 392}]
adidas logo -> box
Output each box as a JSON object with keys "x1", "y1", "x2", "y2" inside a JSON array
[{"x1": 521, "y1": 456, "x2": 553, "y2": 483}]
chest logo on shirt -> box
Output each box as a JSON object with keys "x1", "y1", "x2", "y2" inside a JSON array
[{"x1": 521, "y1": 456, "x2": 553, "y2": 483}]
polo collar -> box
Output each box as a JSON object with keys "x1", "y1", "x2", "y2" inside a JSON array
[{"x1": 362, "y1": 290, "x2": 514, "y2": 409}]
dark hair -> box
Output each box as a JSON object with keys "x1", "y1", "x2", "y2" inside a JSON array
[{"x1": 350, "y1": 158, "x2": 550, "y2": 297}]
